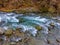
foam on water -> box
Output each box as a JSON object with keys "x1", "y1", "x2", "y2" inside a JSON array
[{"x1": 0, "y1": 12, "x2": 60, "y2": 36}]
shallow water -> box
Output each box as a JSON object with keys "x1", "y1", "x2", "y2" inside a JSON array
[{"x1": 0, "y1": 12, "x2": 60, "y2": 36}]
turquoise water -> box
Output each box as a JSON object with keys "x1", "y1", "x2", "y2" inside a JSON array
[{"x1": 0, "y1": 12, "x2": 60, "y2": 36}]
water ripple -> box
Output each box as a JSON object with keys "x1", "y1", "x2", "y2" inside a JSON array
[{"x1": 0, "y1": 13, "x2": 60, "y2": 36}]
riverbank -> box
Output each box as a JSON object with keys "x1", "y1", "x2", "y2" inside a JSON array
[{"x1": 0, "y1": 0, "x2": 60, "y2": 14}]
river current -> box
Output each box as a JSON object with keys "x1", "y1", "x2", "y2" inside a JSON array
[{"x1": 0, "y1": 12, "x2": 60, "y2": 36}]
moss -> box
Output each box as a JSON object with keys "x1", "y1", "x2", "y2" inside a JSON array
[
  {"x1": 4, "y1": 29, "x2": 13, "y2": 36},
  {"x1": 35, "y1": 26, "x2": 42, "y2": 31},
  {"x1": 48, "y1": 6, "x2": 56, "y2": 13},
  {"x1": 40, "y1": 7, "x2": 48, "y2": 12}
]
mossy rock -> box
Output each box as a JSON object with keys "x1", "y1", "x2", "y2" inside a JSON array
[
  {"x1": 48, "y1": 6, "x2": 56, "y2": 13},
  {"x1": 4, "y1": 29, "x2": 13, "y2": 36},
  {"x1": 35, "y1": 26, "x2": 42, "y2": 31},
  {"x1": 50, "y1": 22, "x2": 55, "y2": 26}
]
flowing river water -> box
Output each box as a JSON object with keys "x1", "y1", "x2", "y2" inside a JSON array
[
  {"x1": 0, "y1": 12, "x2": 60, "y2": 36},
  {"x1": 0, "y1": 12, "x2": 60, "y2": 45}
]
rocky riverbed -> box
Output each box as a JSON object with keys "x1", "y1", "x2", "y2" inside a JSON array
[{"x1": 0, "y1": 12, "x2": 60, "y2": 45}]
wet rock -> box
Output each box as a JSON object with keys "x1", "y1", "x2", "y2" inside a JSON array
[
  {"x1": 56, "y1": 38, "x2": 60, "y2": 43},
  {"x1": 47, "y1": 37, "x2": 56, "y2": 44},
  {"x1": 14, "y1": 30, "x2": 24, "y2": 38},
  {"x1": 52, "y1": 17, "x2": 58, "y2": 20},
  {"x1": 52, "y1": 17, "x2": 60, "y2": 21},
  {"x1": 0, "y1": 27, "x2": 5, "y2": 34},
  {"x1": 10, "y1": 36, "x2": 22, "y2": 42},
  {"x1": 3, "y1": 42, "x2": 10, "y2": 45},
  {"x1": 58, "y1": 43, "x2": 60, "y2": 45},
  {"x1": 0, "y1": 35, "x2": 7, "y2": 41},
  {"x1": 49, "y1": 22, "x2": 55, "y2": 29},
  {"x1": 4, "y1": 29, "x2": 13, "y2": 36},
  {"x1": 0, "y1": 38, "x2": 3, "y2": 41},
  {"x1": 29, "y1": 38, "x2": 46, "y2": 45},
  {"x1": 48, "y1": 6, "x2": 56, "y2": 13},
  {"x1": 10, "y1": 42, "x2": 16, "y2": 45},
  {"x1": 35, "y1": 26, "x2": 42, "y2": 31},
  {"x1": 50, "y1": 22, "x2": 55, "y2": 27}
]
